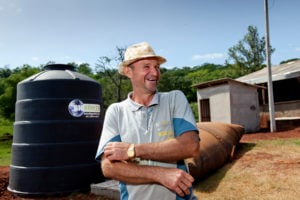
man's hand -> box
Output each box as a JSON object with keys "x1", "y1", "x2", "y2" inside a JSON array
[
  {"x1": 157, "y1": 168, "x2": 194, "y2": 197},
  {"x1": 104, "y1": 142, "x2": 131, "y2": 161},
  {"x1": 103, "y1": 142, "x2": 195, "y2": 197}
]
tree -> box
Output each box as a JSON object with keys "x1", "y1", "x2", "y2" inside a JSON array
[
  {"x1": 158, "y1": 67, "x2": 196, "y2": 102},
  {"x1": 0, "y1": 66, "x2": 12, "y2": 79},
  {"x1": 187, "y1": 63, "x2": 227, "y2": 84},
  {"x1": 280, "y1": 58, "x2": 300, "y2": 64},
  {"x1": 226, "y1": 25, "x2": 275, "y2": 75},
  {"x1": 68, "y1": 62, "x2": 94, "y2": 77},
  {"x1": 95, "y1": 46, "x2": 131, "y2": 108},
  {"x1": 0, "y1": 65, "x2": 40, "y2": 120}
]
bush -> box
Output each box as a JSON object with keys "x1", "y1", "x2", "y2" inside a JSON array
[{"x1": 190, "y1": 102, "x2": 199, "y2": 122}]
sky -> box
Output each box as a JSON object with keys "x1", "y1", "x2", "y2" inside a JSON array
[{"x1": 1, "y1": 0, "x2": 299, "y2": 70}]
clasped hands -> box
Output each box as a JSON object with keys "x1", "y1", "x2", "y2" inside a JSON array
[{"x1": 103, "y1": 142, "x2": 194, "y2": 197}]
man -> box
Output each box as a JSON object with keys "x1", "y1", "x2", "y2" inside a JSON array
[{"x1": 95, "y1": 42, "x2": 200, "y2": 200}]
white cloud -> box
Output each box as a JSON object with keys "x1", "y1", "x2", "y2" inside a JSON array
[
  {"x1": 295, "y1": 47, "x2": 300, "y2": 52},
  {"x1": 192, "y1": 53, "x2": 224, "y2": 61},
  {"x1": 31, "y1": 57, "x2": 40, "y2": 61}
]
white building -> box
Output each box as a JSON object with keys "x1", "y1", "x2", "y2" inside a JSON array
[{"x1": 193, "y1": 78, "x2": 262, "y2": 133}]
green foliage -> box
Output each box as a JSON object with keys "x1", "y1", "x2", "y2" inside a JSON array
[
  {"x1": 226, "y1": 25, "x2": 275, "y2": 75},
  {"x1": 69, "y1": 62, "x2": 94, "y2": 77},
  {"x1": 159, "y1": 67, "x2": 196, "y2": 102},
  {"x1": 187, "y1": 63, "x2": 227, "y2": 84},
  {"x1": 190, "y1": 102, "x2": 199, "y2": 122},
  {"x1": 95, "y1": 73, "x2": 131, "y2": 109},
  {"x1": 95, "y1": 46, "x2": 129, "y2": 106},
  {"x1": 0, "y1": 65, "x2": 40, "y2": 120},
  {"x1": 0, "y1": 67, "x2": 12, "y2": 78},
  {"x1": 280, "y1": 58, "x2": 300, "y2": 64},
  {"x1": 0, "y1": 59, "x2": 281, "y2": 120}
]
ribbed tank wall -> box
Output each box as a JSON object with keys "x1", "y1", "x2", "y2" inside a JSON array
[{"x1": 8, "y1": 64, "x2": 104, "y2": 196}]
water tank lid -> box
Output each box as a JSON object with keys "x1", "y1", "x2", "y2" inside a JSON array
[{"x1": 44, "y1": 64, "x2": 75, "y2": 71}]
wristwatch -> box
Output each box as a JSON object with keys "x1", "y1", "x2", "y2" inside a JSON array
[{"x1": 127, "y1": 144, "x2": 135, "y2": 159}]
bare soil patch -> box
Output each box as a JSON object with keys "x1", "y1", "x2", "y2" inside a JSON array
[
  {"x1": 1, "y1": 127, "x2": 300, "y2": 200},
  {"x1": 240, "y1": 127, "x2": 300, "y2": 142}
]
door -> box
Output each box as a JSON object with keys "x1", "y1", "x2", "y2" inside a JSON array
[{"x1": 200, "y1": 99, "x2": 211, "y2": 122}]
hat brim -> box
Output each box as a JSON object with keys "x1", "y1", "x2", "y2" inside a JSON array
[
  {"x1": 119, "y1": 55, "x2": 166, "y2": 75},
  {"x1": 120, "y1": 55, "x2": 166, "y2": 68}
]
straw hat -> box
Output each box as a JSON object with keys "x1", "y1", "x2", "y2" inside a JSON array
[{"x1": 119, "y1": 42, "x2": 166, "y2": 75}]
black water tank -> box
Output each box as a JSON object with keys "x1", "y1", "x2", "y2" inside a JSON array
[{"x1": 8, "y1": 64, "x2": 104, "y2": 196}]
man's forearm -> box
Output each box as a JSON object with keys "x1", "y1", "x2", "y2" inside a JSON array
[
  {"x1": 101, "y1": 157, "x2": 195, "y2": 197},
  {"x1": 101, "y1": 158, "x2": 160, "y2": 184},
  {"x1": 135, "y1": 131, "x2": 200, "y2": 162}
]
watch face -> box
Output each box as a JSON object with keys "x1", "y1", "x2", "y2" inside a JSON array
[
  {"x1": 128, "y1": 150, "x2": 134, "y2": 158},
  {"x1": 128, "y1": 144, "x2": 135, "y2": 158}
]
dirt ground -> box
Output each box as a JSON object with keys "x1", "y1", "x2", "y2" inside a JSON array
[{"x1": 1, "y1": 127, "x2": 300, "y2": 200}]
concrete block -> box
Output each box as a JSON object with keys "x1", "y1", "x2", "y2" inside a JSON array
[{"x1": 91, "y1": 180, "x2": 120, "y2": 200}]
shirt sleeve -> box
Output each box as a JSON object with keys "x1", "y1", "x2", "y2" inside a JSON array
[
  {"x1": 170, "y1": 90, "x2": 199, "y2": 137},
  {"x1": 95, "y1": 103, "x2": 121, "y2": 161}
]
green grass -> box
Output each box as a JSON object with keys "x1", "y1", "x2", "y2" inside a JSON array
[
  {"x1": 295, "y1": 139, "x2": 300, "y2": 146},
  {"x1": 255, "y1": 138, "x2": 300, "y2": 147},
  {"x1": 0, "y1": 118, "x2": 13, "y2": 166},
  {"x1": 0, "y1": 138, "x2": 12, "y2": 166},
  {"x1": 0, "y1": 118, "x2": 13, "y2": 136}
]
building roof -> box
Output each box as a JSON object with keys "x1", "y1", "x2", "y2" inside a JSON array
[
  {"x1": 236, "y1": 60, "x2": 300, "y2": 84},
  {"x1": 192, "y1": 78, "x2": 263, "y2": 90}
]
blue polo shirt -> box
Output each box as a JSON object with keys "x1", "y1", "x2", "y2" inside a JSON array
[{"x1": 96, "y1": 90, "x2": 199, "y2": 200}]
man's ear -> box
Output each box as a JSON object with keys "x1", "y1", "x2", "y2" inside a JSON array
[{"x1": 124, "y1": 66, "x2": 133, "y2": 78}]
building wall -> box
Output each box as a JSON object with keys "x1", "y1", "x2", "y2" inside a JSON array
[
  {"x1": 269, "y1": 100, "x2": 300, "y2": 118},
  {"x1": 229, "y1": 83, "x2": 260, "y2": 132},
  {"x1": 196, "y1": 82, "x2": 260, "y2": 133},
  {"x1": 259, "y1": 101, "x2": 300, "y2": 122},
  {"x1": 259, "y1": 100, "x2": 300, "y2": 131},
  {"x1": 197, "y1": 85, "x2": 231, "y2": 123}
]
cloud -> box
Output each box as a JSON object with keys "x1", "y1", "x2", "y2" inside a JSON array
[
  {"x1": 31, "y1": 57, "x2": 40, "y2": 61},
  {"x1": 192, "y1": 53, "x2": 224, "y2": 61},
  {"x1": 295, "y1": 47, "x2": 300, "y2": 52}
]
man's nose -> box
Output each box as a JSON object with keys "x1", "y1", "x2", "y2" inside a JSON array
[{"x1": 149, "y1": 67, "x2": 159, "y2": 75}]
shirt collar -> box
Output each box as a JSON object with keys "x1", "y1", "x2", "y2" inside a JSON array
[{"x1": 126, "y1": 91, "x2": 159, "y2": 111}]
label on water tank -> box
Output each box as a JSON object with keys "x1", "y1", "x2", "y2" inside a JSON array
[
  {"x1": 68, "y1": 99, "x2": 100, "y2": 118},
  {"x1": 83, "y1": 103, "x2": 101, "y2": 118}
]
